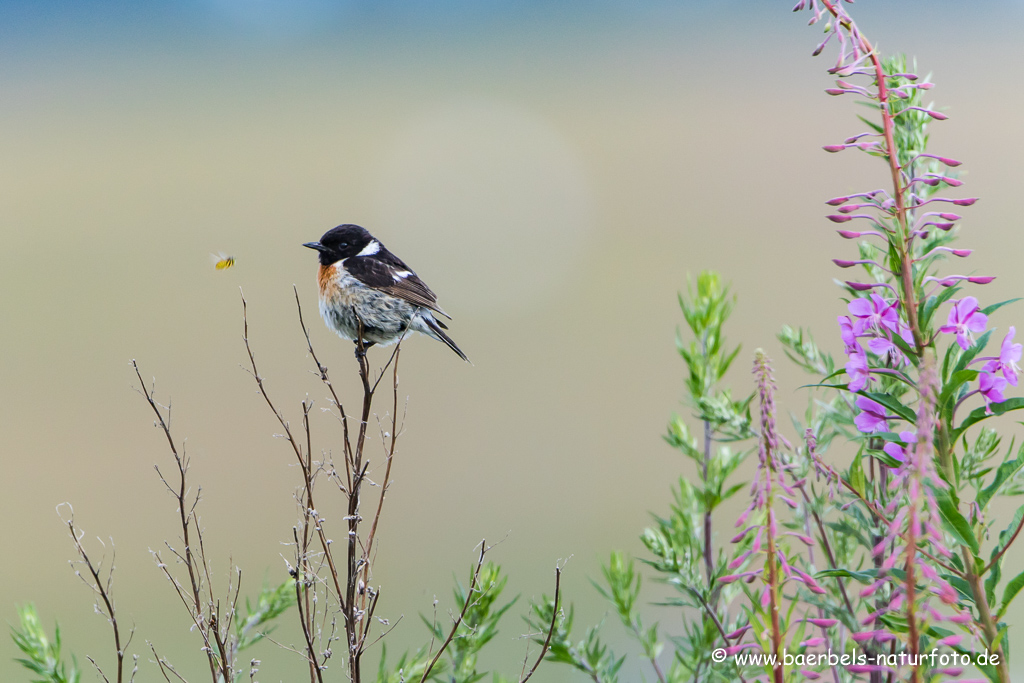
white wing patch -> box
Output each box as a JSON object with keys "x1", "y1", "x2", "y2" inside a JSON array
[
  {"x1": 357, "y1": 240, "x2": 381, "y2": 257},
  {"x1": 393, "y1": 270, "x2": 412, "y2": 281}
]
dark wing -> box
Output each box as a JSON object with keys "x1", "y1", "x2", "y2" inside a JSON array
[{"x1": 344, "y1": 250, "x2": 451, "y2": 319}]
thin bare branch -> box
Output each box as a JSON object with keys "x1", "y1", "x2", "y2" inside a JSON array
[{"x1": 520, "y1": 566, "x2": 561, "y2": 683}]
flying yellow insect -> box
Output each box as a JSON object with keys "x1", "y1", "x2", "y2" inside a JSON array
[{"x1": 212, "y1": 252, "x2": 236, "y2": 270}]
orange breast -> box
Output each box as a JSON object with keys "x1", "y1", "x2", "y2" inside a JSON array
[{"x1": 318, "y1": 262, "x2": 356, "y2": 306}]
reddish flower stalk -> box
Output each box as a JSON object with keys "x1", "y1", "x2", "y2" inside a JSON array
[{"x1": 753, "y1": 350, "x2": 785, "y2": 683}]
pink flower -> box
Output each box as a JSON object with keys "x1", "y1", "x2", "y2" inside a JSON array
[
  {"x1": 984, "y1": 326, "x2": 1022, "y2": 386},
  {"x1": 939, "y1": 297, "x2": 988, "y2": 350},
  {"x1": 848, "y1": 293, "x2": 900, "y2": 335},
  {"x1": 845, "y1": 350, "x2": 871, "y2": 392},
  {"x1": 868, "y1": 335, "x2": 908, "y2": 366},
  {"x1": 838, "y1": 315, "x2": 859, "y2": 354},
  {"x1": 854, "y1": 396, "x2": 891, "y2": 433},
  {"x1": 979, "y1": 372, "x2": 1007, "y2": 414},
  {"x1": 882, "y1": 430, "x2": 916, "y2": 466}
]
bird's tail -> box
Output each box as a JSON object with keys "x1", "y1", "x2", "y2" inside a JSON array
[{"x1": 423, "y1": 316, "x2": 470, "y2": 363}]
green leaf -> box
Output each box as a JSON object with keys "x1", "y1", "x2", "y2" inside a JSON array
[
  {"x1": 861, "y1": 391, "x2": 917, "y2": 423},
  {"x1": 980, "y1": 298, "x2": 1023, "y2": 317},
  {"x1": 952, "y1": 397, "x2": 1024, "y2": 443},
  {"x1": 935, "y1": 489, "x2": 979, "y2": 556},
  {"x1": 849, "y1": 453, "x2": 867, "y2": 498},
  {"x1": 940, "y1": 369, "x2": 979, "y2": 414},
  {"x1": 919, "y1": 286, "x2": 961, "y2": 332},
  {"x1": 951, "y1": 330, "x2": 993, "y2": 377},
  {"x1": 978, "y1": 448, "x2": 1024, "y2": 510},
  {"x1": 815, "y1": 568, "x2": 878, "y2": 583},
  {"x1": 998, "y1": 570, "x2": 1024, "y2": 620}
]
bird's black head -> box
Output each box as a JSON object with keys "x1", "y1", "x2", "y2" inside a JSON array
[{"x1": 303, "y1": 224, "x2": 374, "y2": 265}]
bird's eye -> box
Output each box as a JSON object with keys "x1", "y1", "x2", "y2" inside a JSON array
[{"x1": 340, "y1": 242, "x2": 348, "y2": 248}]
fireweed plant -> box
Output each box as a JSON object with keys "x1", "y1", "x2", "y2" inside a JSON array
[{"x1": 534, "y1": 3, "x2": 1024, "y2": 683}]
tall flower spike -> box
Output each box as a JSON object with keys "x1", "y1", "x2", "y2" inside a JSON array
[{"x1": 751, "y1": 350, "x2": 785, "y2": 683}]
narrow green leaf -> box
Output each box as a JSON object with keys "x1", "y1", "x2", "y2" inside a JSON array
[
  {"x1": 980, "y1": 298, "x2": 1023, "y2": 317},
  {"x1": 978, "y1": 449, "x2": 1024, "y2": 510},
  {"x1": 861, "y1": 391, "x2": 917, "y2": 423},
  {"x1": 998, "y1": 570, "x2": 1024, "y2": 620},
  {"x1": 952, "y1": 397, "x2": 1024, "y2": 443},
  {"x1": 935, "y1": 489, "x2": 979, "y2": 556},
  {"x1": 815, "y1": 568, "x2": 878, "y2": 583},
  {"x1": 952, "y1": 330, "x2": 993, "y2": 376}
]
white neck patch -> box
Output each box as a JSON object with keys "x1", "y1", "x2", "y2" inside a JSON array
[{"x1": 357, "y1": 240, "x2": 381, "y2": 257}]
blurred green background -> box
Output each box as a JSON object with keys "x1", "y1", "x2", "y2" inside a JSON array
[{"x1": 2, "y1": 1, "x2": 1023, "y2": 681}]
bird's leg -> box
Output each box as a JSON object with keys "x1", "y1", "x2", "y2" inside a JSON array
[
  {"x1": 352, "y1": 340, "x2": 375, "y2": 361},
  {"x1": 351, "y1": 307, "x2": 375, "y2": 361}
]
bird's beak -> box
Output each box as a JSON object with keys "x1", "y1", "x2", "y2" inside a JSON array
[{"x1": 303, "y1": 241, "x2": 327, "y2": 252}]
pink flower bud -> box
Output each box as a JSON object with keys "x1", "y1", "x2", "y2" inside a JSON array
[
  {"x1": 941, "y1": 176, "x2": 963, "y2": 187},
  {"x1": 937, "y1": 156, "x2": 961, "y2": 166},
  {"x1": 953, "y1": 197, "x2": 978, "y2": 206},
  {"x1": 952, "y1": 249, "x2": 972, "y2": 257},
  {"x1": 836, "y1": 230, "x2": 862, "y2": 239},
  {"x1": 969, "y1": 276, "x2": 995, "y2": 284},
  {"x1": 725, "y1": 624, "x2": 751, "y2": 640},
  {"x1": 938, "y1": 212, "x2": 961, "y2": 220},
  {"x1": 927, "y1": 110, "x2": 949, "y2": 120},
  {"x1": 825, "y1": 88, "x2": 847, "y2": 95},
  {"x1": 800, "y1": 637, "x2": 827, "y2": 647},
  {"x1": 938, "y1": 582, "x2": 959, "y2": 604},
  {"x1": 848, "y1": 665, "x2": 885, "y2": 674},
  {"x1": 827, "y1": 214, "x2": 852, "y2": 223},
  {"x1": 846, "y1": 281, "x2": 874, "y2": 291},
  {"x1": 822, "y1": 144, "x2": 847, "y2": 153},
  {"x1": 728, "y1": 551, "x2": 752, "y2": 570},
  {"x1": 826, "y1": 196, "x2": 850, "y2": 205},
  {"x1": 806, "y1": 618, "x2": 838, "y2": 628}
]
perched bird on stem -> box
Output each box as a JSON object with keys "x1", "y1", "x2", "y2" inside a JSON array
[{"x1": 303, "y1": 224, "x2": 469, "y2": 362}]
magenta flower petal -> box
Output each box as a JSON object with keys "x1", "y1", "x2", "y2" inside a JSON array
[
  {"x1": 940, "y1": 297, "x2": 988, "y2": 349},
  {"x1": 845, "y1": 351, "x2": 870, "y2": 392},
  {"x1": 854, "y1": 396, "x2": 890, "y2": 433},
  {"x1": 979, "y1": 372, "x2": 1008, "y2": 414},
  {"x1": 988, "y1": 327, "x2": 1022, "y2": 386}
]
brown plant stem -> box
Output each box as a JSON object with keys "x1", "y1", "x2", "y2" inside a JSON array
[
  {"x1": 134, "y1": 360, "x2": 231, "y2": 683},
  {"x1": 419, "y1": 541, "x2": 489, "y2": 683},
  {"x1": 520, "y1": 567, "x2": 562, "y2": 683},
  {"x1": 62, "y1": 511, "x2": 128, "y2": 683}
]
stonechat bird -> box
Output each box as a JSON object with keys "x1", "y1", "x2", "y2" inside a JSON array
[{"x1": 303, "y1": 224, "x2": 469, "y2": 362}]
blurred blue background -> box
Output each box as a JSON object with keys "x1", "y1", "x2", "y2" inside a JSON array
[{"x1": 2, "y1": 1, "x2": 1023, "y2": 681}]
